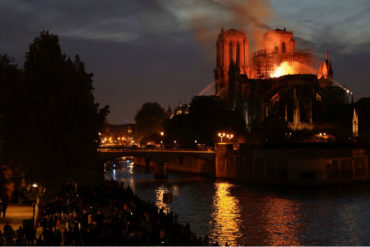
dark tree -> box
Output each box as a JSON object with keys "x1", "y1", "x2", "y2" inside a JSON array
[
  {"x1": 164, "y1": 114, "x2": 193, "y2": 147},
  {"x1": 9, "y1": 31, "x2": 109, "y2": 192},
  {"x1": 135, "y1": 102, "x2": 166, "y2": 142},
  {"x1": 0, "y1": 55, "x2": 24, "y2": 197},
  {"x1": 356, "y1": 97, "x2": 370, "y2": 144},
  {"x1": 189, "y1": 96, "x2": 246, "y2": 145},
  {"x1": 164, "y1": 96, "x2": 246, "y2": 147}
]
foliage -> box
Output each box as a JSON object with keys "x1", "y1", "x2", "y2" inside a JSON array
[
  {"x1": 164, "y1": 96, "x2": 246, "y2": 147},
  {"x1": 134, "y1": 102, "x2": 166, "y2": 142},
  {"x1": 0, "y1": 31, "x2": 109, "y2": 192},
  {"x1": 0, "y1": 55, "x2": 25, "y2": 197},
  {"x1": 356, "y1": 97, "x2": 370, "y2": 144},
  {"x1": 261, "y1": 114, "x2": 289, "y2": 143}
]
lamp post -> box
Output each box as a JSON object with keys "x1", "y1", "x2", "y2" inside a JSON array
[
  {"x1": 226, "y1": 134, "x2": 234, "y2": 143},
  {"x1": 32, "y1": 183, "x2": 38, "y2": 228},
  {"x1": 218, "y1": 132, "x2": 225, "y2": 143},
  {"x1": 160, "y1": 132, "x2": 164, "y2": 149}
]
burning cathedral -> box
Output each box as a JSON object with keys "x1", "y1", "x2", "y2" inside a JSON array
[{"x1": 214, "y1": 27, "x2": 355, "y2": 140}]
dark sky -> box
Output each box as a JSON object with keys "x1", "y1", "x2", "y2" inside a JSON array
[{"x1": 1, "y1": 0, "x2": 370, "y2": 124}]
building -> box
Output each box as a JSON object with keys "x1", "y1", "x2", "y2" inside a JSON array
[
  {"x1": 100, "y1": 123, "x2": 135, "y2": 146},
  {"x1": 214, "y1": 28, "x2": 353, "y2": 140},
  {"x1": 214, "y1": 28, "x2": 249, "y2": 100},
  {"x1": 169, "y1": 104, "x2": 190, "y2": 119}
]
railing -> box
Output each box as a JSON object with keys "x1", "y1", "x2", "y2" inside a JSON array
[{"x1": 99, "y1": 146, "x2": 214, "y2": 153}]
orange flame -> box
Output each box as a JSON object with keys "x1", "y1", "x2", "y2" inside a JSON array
[
  {"x1": 271, "y1": 61, "x2": 298, "y2": 78},
  {"x1": 271, "y1": 61, "x2": 316, "y2": 78}
]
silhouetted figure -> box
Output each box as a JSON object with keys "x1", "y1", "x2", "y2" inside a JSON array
[
  {"x1": 2, "y1": 198, "x2": 8, "y2": 218},
  {"x1": 0, "y1": 198, "x2": 3, "y2": 217},
  {"x1": 3, "y1": 222, "x2": 13, "y2": 245}
]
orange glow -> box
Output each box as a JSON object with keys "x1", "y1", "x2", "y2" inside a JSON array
[
  {"x1": 271, "y1": 61, "x2": 298, "y2": 78},
  {"x1": 209, "y1": 182, "x2": 241, "y2": 246},
  {"x1": 263, "y1": 196, "x2": 302, "y2": 246},
  {"x1": 155, "y1": 185, "x2": 171, "y2": 213}
]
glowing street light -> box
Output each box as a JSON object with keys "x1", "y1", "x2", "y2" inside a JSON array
[
  {"x1": 160, "y1": 131, "x2": 164, "y2": 136},
  {"x1": 226, "y1": 134, "x2": 234, "y2": 142},
  {"x1": 218, "y1": 132, "x2": 226, "y2": 143},
  {"x1": 31, "y1": 183, "x2": 39, "y2": 227}
]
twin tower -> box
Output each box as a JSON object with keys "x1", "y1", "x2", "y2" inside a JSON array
[
  {"x1": 214, "y1": 27, "x2": 297, "y2": 99},
  {"x1": 214, "y1": 28, "x2": 249, "y2": 98}
]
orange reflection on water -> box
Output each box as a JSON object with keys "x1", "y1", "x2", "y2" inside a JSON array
[
  {"x1": 209, "y1": 182, "x2": 242, "y2": 245},
  {"x1": 263, "y1": 196, "x2": 302, "y2": 246},
  {"x1": 155, "y1": 185, "x2": 171, "y2": 212}
]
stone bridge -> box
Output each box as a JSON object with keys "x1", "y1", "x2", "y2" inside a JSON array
[{"x1": 99, "y1": 147, "x2": 215, "y2": 178}]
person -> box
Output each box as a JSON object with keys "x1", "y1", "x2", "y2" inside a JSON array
[
  {"x1": 2, "y1": 197, "x2": 8, "y2": 218},
  {"x1": 3, "y1": 222, "x2": 13, "y2": 245},
  {"x1": 0, "y1": 198, "x2": 3, "y2": 217}
]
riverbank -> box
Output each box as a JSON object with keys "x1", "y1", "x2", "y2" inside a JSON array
[
  {"x1": 131, "y1": 144, "x2": 369, "y2": 186},
  {"x1": 0, "y1": 180, "x2": 211, "y2": 246}
]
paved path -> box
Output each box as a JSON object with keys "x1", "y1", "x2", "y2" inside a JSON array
[{"x1": 0, "y1": 204, "x2": 33, "y2": 231}]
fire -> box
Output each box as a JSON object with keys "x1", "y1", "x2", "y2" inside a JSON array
[{"x1": 271, "y1": 61, "x2": 298, "y2": 78}]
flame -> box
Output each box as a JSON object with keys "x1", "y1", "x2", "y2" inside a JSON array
[{"x1": 271, "y1": 61, "x2": 298, "y2": 78}]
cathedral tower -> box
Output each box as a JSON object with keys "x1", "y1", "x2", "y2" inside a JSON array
[{"x1": 214, "y1": 28, "x2": 249, "y2": 100}]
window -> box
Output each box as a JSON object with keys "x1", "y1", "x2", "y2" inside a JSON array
[{"x1": 282, "y1": 42, "x2": 286, "y2": 53}]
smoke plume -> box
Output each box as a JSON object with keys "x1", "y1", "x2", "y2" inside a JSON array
[{"x1": 179, "y1": 0, "x2": 274, "y2": 51}]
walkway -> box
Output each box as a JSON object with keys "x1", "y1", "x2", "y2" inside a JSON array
[{"x1": 0, "y1": 204, "x2": 33, "y2": 231}]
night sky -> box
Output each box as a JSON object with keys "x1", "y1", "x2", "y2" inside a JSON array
[{"x1": 1, "y1": 0, "x2": 370, "y2": 124}]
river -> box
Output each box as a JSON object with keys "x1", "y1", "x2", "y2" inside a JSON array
[{"x1": 105, "y1": 160, "x2": 370, "y2": 245}]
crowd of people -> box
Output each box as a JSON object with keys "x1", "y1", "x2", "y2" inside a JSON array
[{"x1": 0, "y1": 180, "x2": 216, "y2": 246}]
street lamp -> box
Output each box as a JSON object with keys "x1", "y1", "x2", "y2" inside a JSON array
[
  {"x1": 218, "y1": 132, "x2": 226, "y2": 143},
  {"x1": 226, "y1": 134, "x2": 234, "y2": 142},
  {"x1": 31, "y1": 183, "x2": 38, "y2": 228},
  {"x1": 160, "y1": 132, "x2": 165, "y2": 149}
]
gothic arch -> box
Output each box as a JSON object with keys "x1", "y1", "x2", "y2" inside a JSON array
[{"x1": 281, "y1": 42, "x2": 286, "y2": 53}]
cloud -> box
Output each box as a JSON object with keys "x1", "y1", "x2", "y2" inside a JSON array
[
  {"x1": 1, "y1": 0, "x2": 370, "y2": 123},
  {"x1": 0, "y1": 0, "x2": 178, "y2": 44},
  {"x1": 61, "y1": 28, "x2": 138, "y2": 43},
  {"x1": 156, "y1": 0, "x2": 274, "y2": 49},
  {"x1": 271, "y1": 0, "x2": 370, "y2": 53}
]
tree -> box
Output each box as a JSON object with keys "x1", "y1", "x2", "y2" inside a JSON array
[
  {"x1": 5, "y1": 32, "x2": 108, "y2": 191},
  {"x1": 356, "y1": 97, "x2": 370, "y2": 144},
  {"x1": 135, "y1": 102, "x2": 166, "y2": 143},
  {"x1": 164, "y1": 96, "x2": 246, "y2": 147},
  {"x1": 0, "y1": 55, "x2": 24, "y2": 198},
  {"x1": 0, "y1": 32, "x2": 108, "y2": 224}
]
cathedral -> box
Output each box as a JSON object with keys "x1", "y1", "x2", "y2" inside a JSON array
[{"x1": 214, "y1": 28, "x2": 354, "y2": 140}]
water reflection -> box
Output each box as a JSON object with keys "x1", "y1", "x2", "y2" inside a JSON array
[
  {"x1": 112, "y1": 169, "x2": 117, "y2": 181},
  {"x1": 155, "y1": 185, "x2": 171, "y2": 212},
  {"x1": 263, "y1": 196, "x2": 301, "y2": 246},
  {"x1": 209, "y1": 182, "x2": 242, "y2": 245},
  {"x1": 127, "y1": 162, "x2": 136, "y2": 193},
  {"x1": 172, "y1": 185, "x2": 179, "y2": 196},
  {"x1": 106, "y1": 164, "x2": 370, "y2": 246}
]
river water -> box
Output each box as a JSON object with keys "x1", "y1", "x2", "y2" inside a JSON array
[{"x1": 105, "y1": 161, "x2": 370, "y2": 245}]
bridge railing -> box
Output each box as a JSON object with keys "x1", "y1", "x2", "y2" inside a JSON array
[{"x1": 98, "y1": 146, "x2": 214, "y2": 153}]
